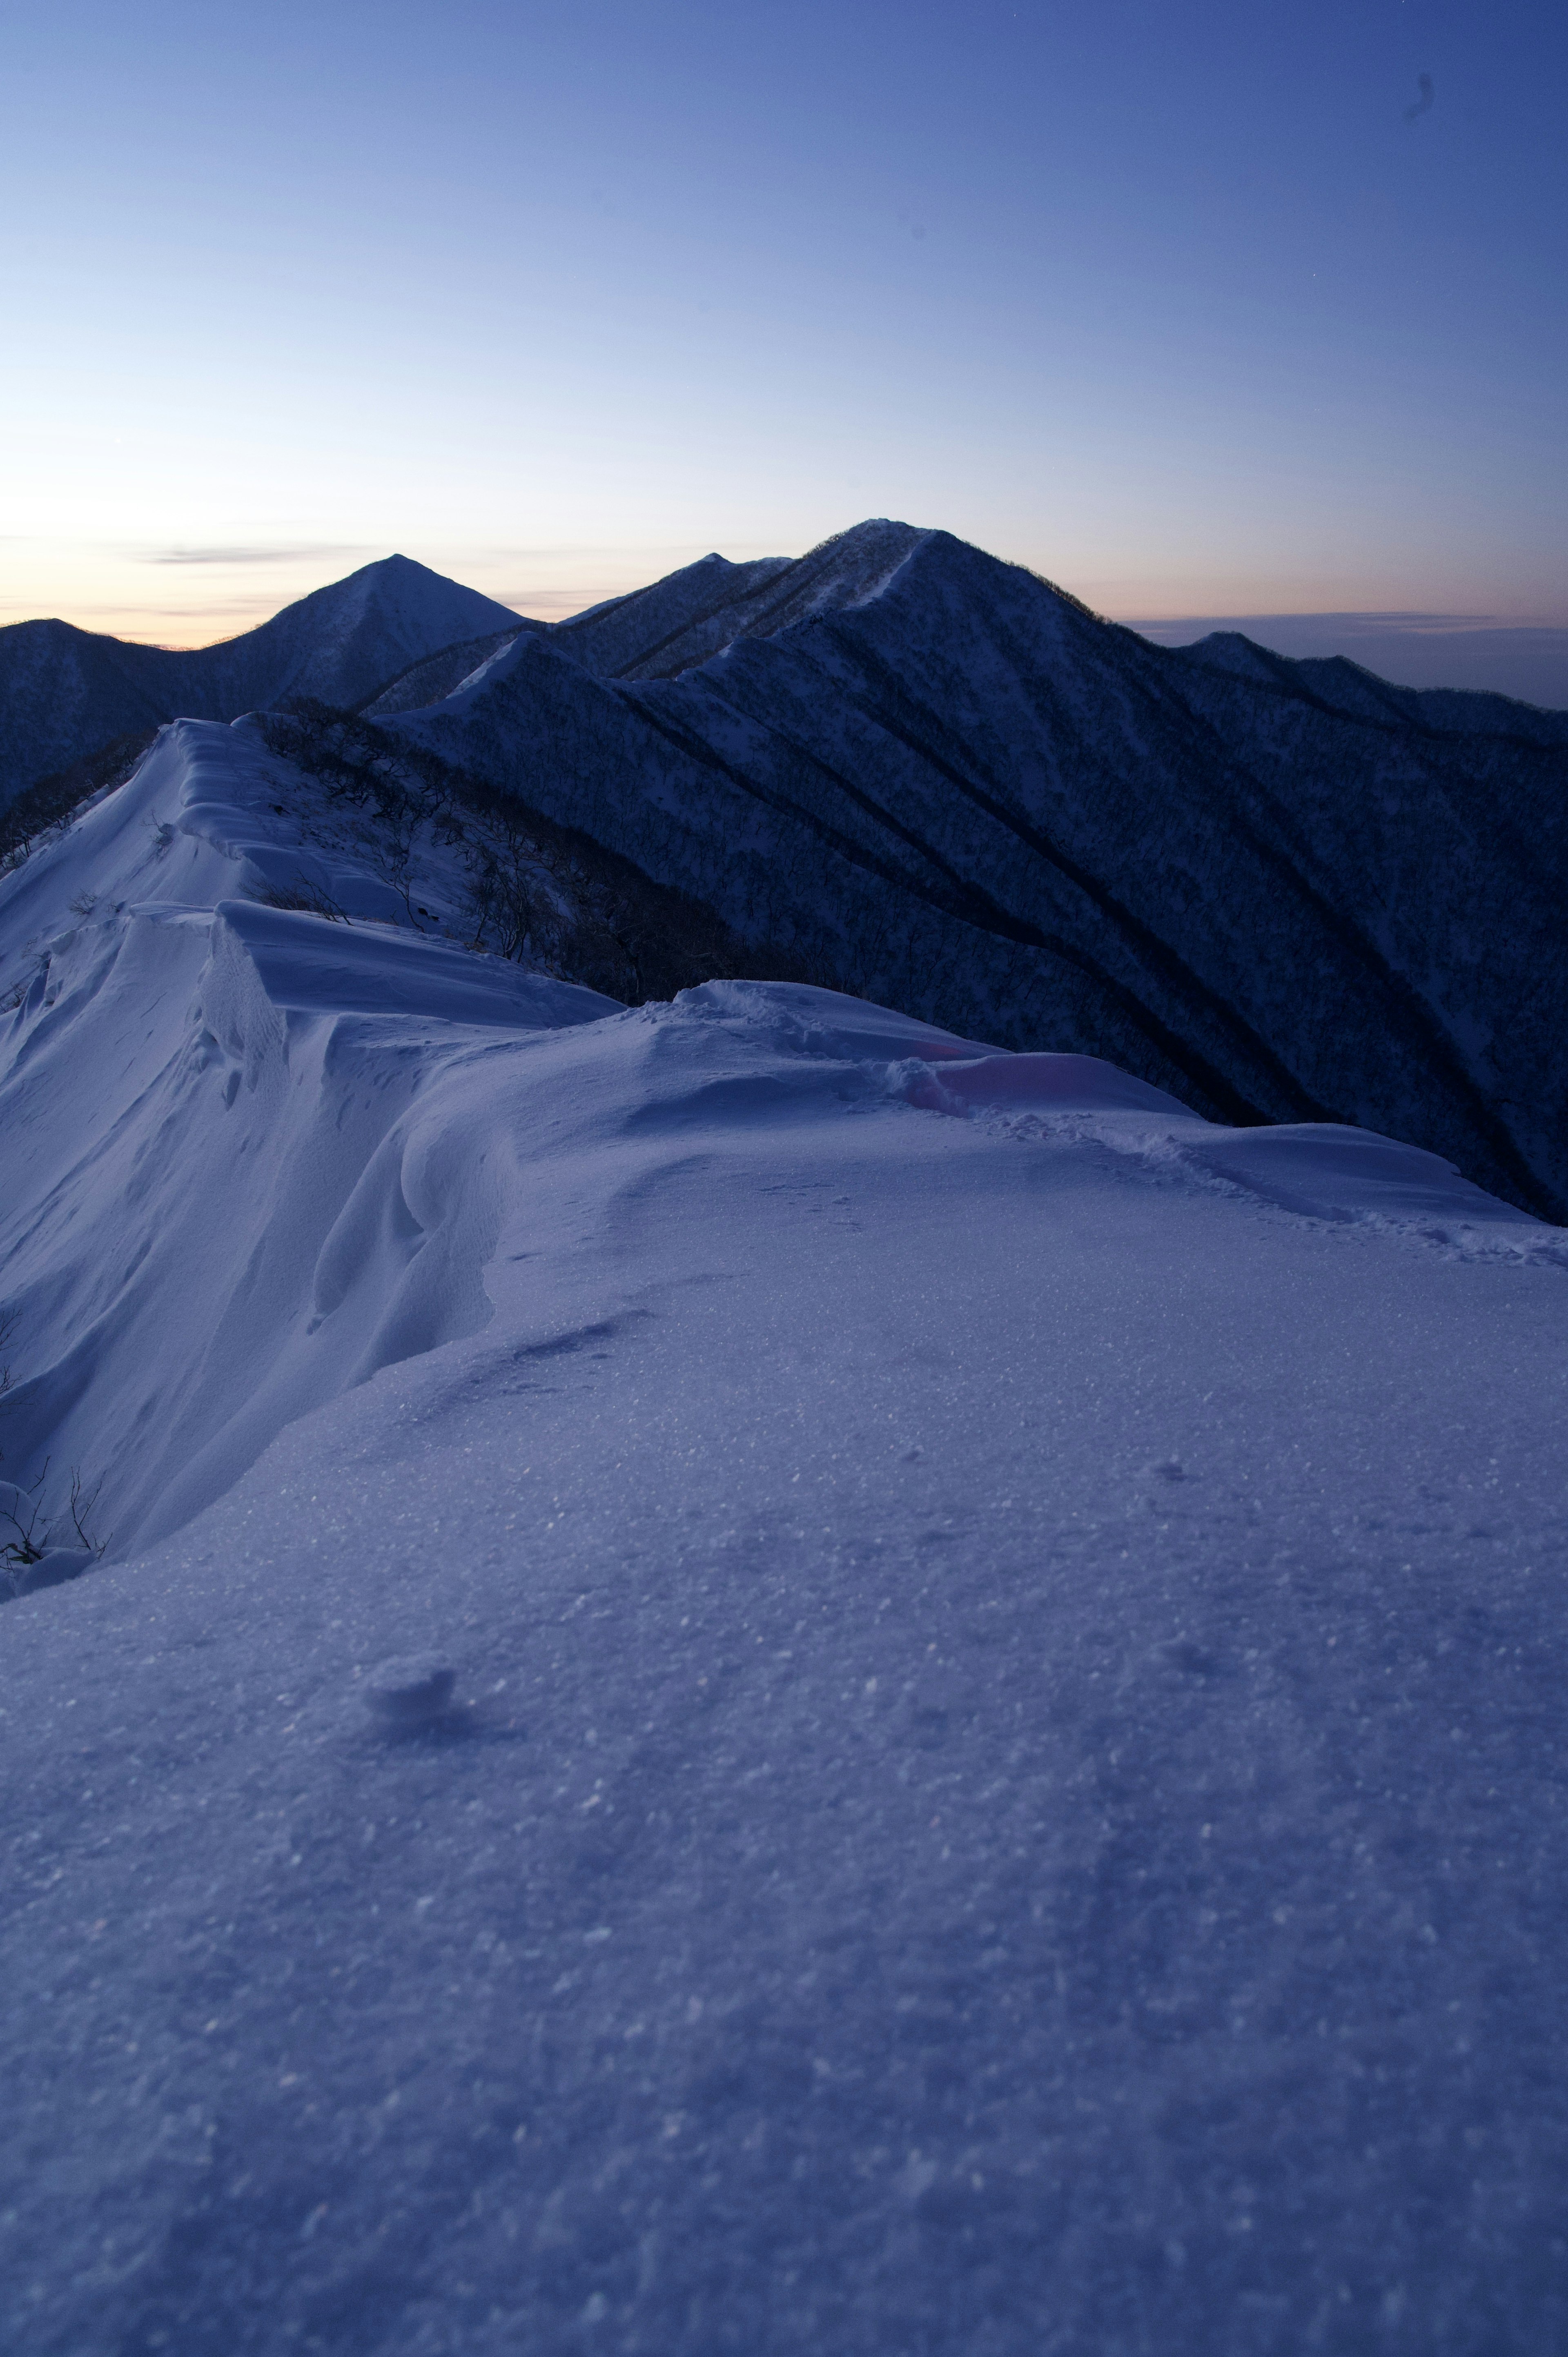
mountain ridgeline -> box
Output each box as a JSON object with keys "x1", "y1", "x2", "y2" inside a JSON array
[
  {"x1": 376, "y1": 524, "x2": 1568, "y2": 1222},
  {"x1": 10, "y1": 524, "x2": 1568, "y2": 1220},
  {"x1": 0, "y1": 556, "x2": 523, "y2": 804}
]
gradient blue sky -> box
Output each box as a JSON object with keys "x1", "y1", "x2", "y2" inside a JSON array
[{"x1": 3, "y1": 0, "x2": 1564, "y2": 644}]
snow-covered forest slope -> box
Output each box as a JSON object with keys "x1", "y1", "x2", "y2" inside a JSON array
[
  {"x1": 2, "y1": 713, "x2": 1568, "y2": 2351},
  {"x1": 0, "y1": 557, "x2": 521, "y2": 804},
  {"x1": 381, "y1": 522, "x2": 1568, "y2": 1223}
]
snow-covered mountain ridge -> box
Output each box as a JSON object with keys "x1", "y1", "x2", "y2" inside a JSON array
[
  {"x1": 11, "y1": 524, "x2": 1565, "y2": 1227},
  {"x1": 374, "y1": 521, "x2": 1568, "y2": 1221},
  {"x1": 3, "y1": 714, "x2": 1568, "y2": 2350},
  {"x1": 8, "y1": 713, "x2": 1554, "y2": 1582},
  {"x1": 0, "y1": 556, "x2": 523, "y2": 806}
]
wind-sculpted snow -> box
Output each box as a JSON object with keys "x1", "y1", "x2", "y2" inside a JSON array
[
  {"x1": 389, "y1": 522, "x2": 1568, "y2": 1221},
  {"x1": 214, "y1": 899, "x2": 613, "y2": 1030},
  {"x1": 0, "y1": 555, "x2": 520, "y2": 804},
  {"x1": 0, "y1": 725, "x2": 621, "y2": 1564},
  {"x1": 3, "y1": 721, "x2": 1568, "y2": 2350},
  {"x1": 900, "y1": 1050, "x2": 1561, "y2": 1250}
]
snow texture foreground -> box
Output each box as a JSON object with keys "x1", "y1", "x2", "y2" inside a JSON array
[{"x1": 2, "y1": 724, "x2": 1568, "y2": 2353}]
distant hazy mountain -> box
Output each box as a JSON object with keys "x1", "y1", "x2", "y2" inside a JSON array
[
  {"x1": 1167, "y1": 628, "x2": 1568, "y2": 747},
  {"x1": 0, "y1": 556, "x2": 521, "y2": 803},
  {"x1": 381, "y1": 520, "x2": 1568, "y2": 1220},
  {"x1": 1134, "y1": 612, "x2": 1568, "y2": 712}
]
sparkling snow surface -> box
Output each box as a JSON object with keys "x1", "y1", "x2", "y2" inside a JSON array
[{"x1": 3, "y1": 725, "x2": 1568, "y2": 2353}]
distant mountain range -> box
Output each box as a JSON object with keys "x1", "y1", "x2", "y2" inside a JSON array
[
  {"x1": 0, "y1": 556, "x2": 522, "y2": 803},
  {"x1": 7, "y1": 525, "x2": 1566, "y2": 1218},
  {"x1": 1134, "y1": 612, "x2": 1568, "y2": 711}
]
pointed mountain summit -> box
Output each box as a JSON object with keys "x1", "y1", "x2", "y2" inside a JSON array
[
  {"x1": 375, "y1": 519, "x2": 1568, "y2": 1221},
  {"x1": 186, "y1": 553, "x2": 524, "y2": 716},
  {"x1": 0, "y1": 556, "x2": 521, "y2": 803},
  {"x1": 359, "y1": 522, "x2": 935, "y2": 715}
]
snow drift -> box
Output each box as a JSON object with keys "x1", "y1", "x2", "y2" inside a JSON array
[
  {"x1": 2, "y1": 719, "x2": 1544, "y2": 1571},
  {"x1": 2, "y1": 720, "x2": 1568, "y2": 2353}
]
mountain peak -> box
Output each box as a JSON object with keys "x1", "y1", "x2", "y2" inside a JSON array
[{"x1": 0, "y1": 557, "x2": 523, "y2": 803}]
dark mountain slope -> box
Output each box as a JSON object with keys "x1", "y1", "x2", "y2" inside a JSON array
[
  {"x1": 359, "y1": 531, "x2": 926, "y2": 719},
  {"x1": 355, "y1": 628, "x2": 527, "y2": 716},
  {"x1": 550, "y1": 552, "x2": 794, "y2": 678},
  {"x1": 0, "y1": 623, "x2": 179, "y2": 807},
  {"x1": 548, "y1": 522, "x2": 927, "y2": 681},
  {"x1": 388, "y1": 523, "x2": 1568, "y2": 1219},
  {"x1": 0, "y1": 557, "x2": 519, "y2": 803},
  {"x1": 1177, "y1": 631, "x2": 1568, "y2": 747}
]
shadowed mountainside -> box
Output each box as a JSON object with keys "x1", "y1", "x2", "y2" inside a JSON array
[
  {"x1": 378, "y1": 521, "x2": 1568, "y2": 1220},
  {"x1": 0, "y1": 557, "x2": 523, "y2": 803},
  {"x1": 9, "y1": 522, "x2": 1565, "y2": 1217}
]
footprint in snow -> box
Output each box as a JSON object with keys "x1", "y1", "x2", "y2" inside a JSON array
[
  {"x1": 1155, "y1": 1635, "x2": 1227, "y2": 1681},
  {"x1": 364, "y1": 1654, "x2": 459, "y2": 1731}
]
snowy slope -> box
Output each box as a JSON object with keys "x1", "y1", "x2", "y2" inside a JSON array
[
  {"x1": 3, "y1": 725, "x2": 1568, "y2": 2351},
  {"x1": 386, "y1": 522, "x2": 1568, "y2": 1222},
  {"x1": 357, "y1": 531, "x2": 925, "y2": 721},
  {"x1": 359, "y1": 628, "x2": 530, "y2": 717},
  {"x1": 0, "y1": 557, "x2": 521, "y2": 804},
  {"x1": 0, "y1": 720, "x2": 621, "y2": 1565},
  {"x1": 548, "y1": 524, "x2": 925, "y2": 681},
  {"x1": 187, "y1": 555, "x2": 522, "y2": 718}
]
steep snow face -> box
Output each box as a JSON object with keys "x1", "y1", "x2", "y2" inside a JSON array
[
  {"x1": 390, "y1": 525, "x2": 1568, "y2": 1221},
  {"x1": 0, "y1": 557, "x2": 521, "y2": 803},
  {"x1": 2, "y1": 725, "x2": 1568, "y2": 2353},
  {"x1": 0, "y1": 722, "x2": 621, "y2": 1562}
]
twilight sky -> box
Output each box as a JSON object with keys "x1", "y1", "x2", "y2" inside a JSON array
[{"x1": 2, "y1": 0, "x2": 1564, "y2": 649}]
